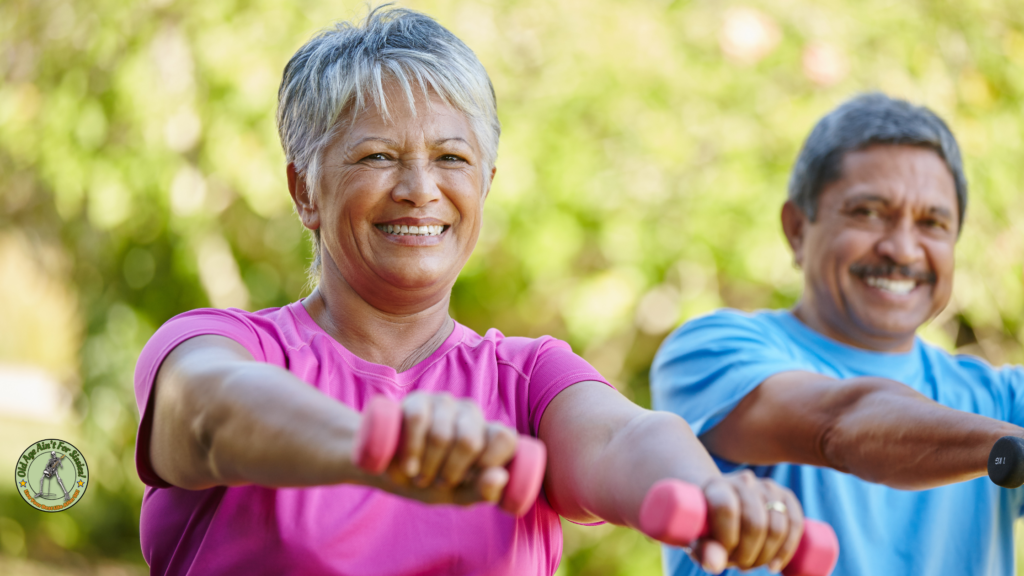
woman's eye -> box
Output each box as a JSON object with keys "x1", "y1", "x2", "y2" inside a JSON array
[
  {"x1": 362, "y1": 153, "x2": 389, "y2": 162},
  {"x1": 851, "y1": 207, "x2": 878, "y2": 218},
  {"x1": 438, "y1": 154, "x2": 466, "y2": 163}
]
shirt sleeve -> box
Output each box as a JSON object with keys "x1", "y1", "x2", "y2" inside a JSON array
[
  {"x1": 999, "y1": 365, "x2": 1024, "y2": 428},
  {"x1": 133, "y1": 308, "x2": 273, "y2": 488},
  {"x1": 650, "y1": 310, "x2": 810, "y2": 437},
  {"x1": 526, "y1": 338, "x2": 613, "y2": 438}
]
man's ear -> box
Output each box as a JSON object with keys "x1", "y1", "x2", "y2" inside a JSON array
[
  {"x1": 781, "y1": 200, "x2": 808, "y2": 268},
  {"x1": 288, "y1": 163, "x2": 320, "y2": 231}
]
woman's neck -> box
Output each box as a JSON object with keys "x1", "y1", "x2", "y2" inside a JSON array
[{"x1": 303, "y1": 279, "x2": 455, "y2": 373}]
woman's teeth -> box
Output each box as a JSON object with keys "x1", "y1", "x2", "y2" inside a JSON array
[
  {"x1": 376, "y1": 224, "x2": 445, "y2": 236},
  {"x1": 864, "y1": 276, "x2": 916, "y2": 295}
]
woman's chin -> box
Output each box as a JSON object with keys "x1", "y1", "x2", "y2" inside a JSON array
[{"x1": 370, "y1": 266, "x2": 456, "y2": 294}]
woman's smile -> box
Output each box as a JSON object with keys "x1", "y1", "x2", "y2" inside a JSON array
[{"x1": 374, "y1": 218, "x2": 451, "y2": 245}]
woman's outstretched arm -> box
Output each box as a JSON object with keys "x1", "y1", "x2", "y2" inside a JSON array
[
  {"x1": 539, "y1": 381, "x2": 803, "y2": 574},
  {"x1": 148, "y1": 335, "x2": 514, "y2": 504},
  {"x1": 148, "y1": 335, "x2": 367, "y2": 490}
]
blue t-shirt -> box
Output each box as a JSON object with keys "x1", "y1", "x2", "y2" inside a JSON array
[{"x1": 650, "y1": 308, "x2": 1024, "y2": 576}]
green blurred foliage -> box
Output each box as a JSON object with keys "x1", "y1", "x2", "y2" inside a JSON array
[{"x1": 2, "y1": 0, "x2": 1024, "y2": 573}]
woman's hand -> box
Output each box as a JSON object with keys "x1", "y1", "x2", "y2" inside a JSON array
[
  {"x1": 692, "y1": 470, "x2": 804, "y2": 574},
  {"x1": 380, "y1": 392, "x2": 519, "y2": 505}
]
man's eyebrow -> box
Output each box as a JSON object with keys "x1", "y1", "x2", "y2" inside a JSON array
[
  {"x1": 926, "y1": 205, "x2": 954, "y2": 219},
  {"x1": 842, "y1": 193, "x2": 955, "y2": 219},
  {"x1": 842, "y1": 193, "x2": 890, "y2": 207}
]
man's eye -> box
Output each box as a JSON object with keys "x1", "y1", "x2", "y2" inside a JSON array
[
  {"x1": 921, "y1": 218, "x2": 948, "y2": 230},
  {"x1": 851, "y1": 207, "x2": 878, "y2": 218}
]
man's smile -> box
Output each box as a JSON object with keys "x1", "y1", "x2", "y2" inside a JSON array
[
  {"x1": 862, "y1": 276, "x2": 917, "y2": 295},
  {"x1": 849, "y1": 262, "x2": 936, "y2": 297}
]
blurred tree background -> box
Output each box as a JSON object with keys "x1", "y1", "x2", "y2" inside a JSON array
[{"x1": 1, "y1": 0, "x2": 1023, "y2": 573}]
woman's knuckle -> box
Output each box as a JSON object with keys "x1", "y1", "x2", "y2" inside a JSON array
[
  {"x1": 405, "y1": 412, "x2": 428, "y2": 431},
  {"x1": 716, "y1": 502, "x2": 739, "y2": 524},
  {"x1": 427, "y1": 429, "x2": 452, "y2": 447},
  {"x1": 746, "y1": 515, "x2": 767, "y2": 534},
  {"x1": 492, "y1": 425, "x2": 516, "y2": 446},
  {"x1": 455, "y1": 433, "x2": 483, "y2": 454}
]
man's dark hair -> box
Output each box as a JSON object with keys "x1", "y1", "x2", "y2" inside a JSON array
[{"x1": 788, "y1": 93, "x2": 968, "y2": 229}]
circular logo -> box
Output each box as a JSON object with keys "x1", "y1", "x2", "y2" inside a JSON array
[{"x1": 15, "y1": 439, "x2": 89, "y2": 512}]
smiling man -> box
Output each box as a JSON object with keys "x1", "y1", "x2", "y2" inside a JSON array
[{"x1": 651, "y1": 93, "x2": 1024, "y2": 576}]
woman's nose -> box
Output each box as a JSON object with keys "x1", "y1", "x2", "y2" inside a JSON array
[{"x1": 392, "y1": 164, "x2": 441, "y2": 207}]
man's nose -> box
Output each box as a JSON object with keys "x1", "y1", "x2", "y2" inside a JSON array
[
  {"x1": 876, "y1": 220, "x2": 926, "y2": 265},
  {"x1": 392, "y1": 163, "x2": 441, "y2": 207}
]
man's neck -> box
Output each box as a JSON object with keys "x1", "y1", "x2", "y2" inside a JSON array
[{"x1": 791, "y1": 300, "x2": 916, "y2": 353}]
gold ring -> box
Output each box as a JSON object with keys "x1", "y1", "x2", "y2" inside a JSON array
[{"x1": 765, "y1": 500, "x2": 788, "y2": 514}]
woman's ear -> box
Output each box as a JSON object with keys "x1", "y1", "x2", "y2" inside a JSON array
[
  {"x1": 481, "y1": 166, "x2": 497, "y2": 200},
  {"x1": 288, "y1": 163, "x2": 320, "y2": 231},
  {"x1": 781, "y1": 200, "x2": 807, "y2": 269}
]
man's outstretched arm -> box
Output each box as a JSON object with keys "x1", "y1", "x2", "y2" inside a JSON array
[{"x1": 702, "y1": 371, "x2": 1024, "y2": 490}]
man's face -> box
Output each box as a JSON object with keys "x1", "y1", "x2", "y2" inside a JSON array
[{"x1": 785, "y1": 144, "x2": 960, "y2": 351}]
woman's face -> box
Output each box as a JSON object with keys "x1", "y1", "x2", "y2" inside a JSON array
[{"x1": 298, "y1": 85, "x2": 492, "y2": 310}]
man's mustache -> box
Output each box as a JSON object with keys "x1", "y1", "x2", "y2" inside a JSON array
[{"x1": 849, "y1": 262, "x2": 937, "y2": 284}]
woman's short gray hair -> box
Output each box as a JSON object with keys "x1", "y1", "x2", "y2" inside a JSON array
[
  {"x1": 276, "y1": 4, "x2": 500, "y2": 280},
  {"x1": 788, "y1": 92, "x2": 968, "y2": 231}
]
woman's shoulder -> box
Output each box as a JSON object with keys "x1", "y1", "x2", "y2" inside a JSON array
[
  {"x1": 456, "y1": 324, "x2": 575, "y2": 372},
  {"x1": 150, "y1": 301, "x2": 315, "y2": 356},
  {"x1": 159, "y1": 302, "x2": 295, "y2": 333}
]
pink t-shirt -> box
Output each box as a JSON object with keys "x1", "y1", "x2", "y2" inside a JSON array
[{"x1": 133, "y1": 301, "x2": 610, "y2": 576}]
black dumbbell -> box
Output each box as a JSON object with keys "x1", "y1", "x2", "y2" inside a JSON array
[{"x1": 988, "y1": 436, "x2": 1024, "y2": 488}]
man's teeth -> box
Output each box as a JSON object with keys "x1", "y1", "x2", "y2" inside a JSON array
[
  {"x1": 864, "y1": 276, "x2": 916, "y2": 295},
  {"x1": 375, "y1": 224, "x2": 445, "y2": 236}
]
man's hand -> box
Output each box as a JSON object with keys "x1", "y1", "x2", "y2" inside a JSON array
[{"x1": 693, "y1": 471, "x2": 804, "y2": 574}]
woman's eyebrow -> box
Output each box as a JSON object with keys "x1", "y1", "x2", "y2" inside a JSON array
[
  {"x1": 431, "y1": 137, "x2": 470, "y2": 147},
  {"x1": 352, "y1": 136, "x2": 400, "y2": 148}
]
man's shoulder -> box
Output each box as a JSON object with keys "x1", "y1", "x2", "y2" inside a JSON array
[
  {"x1": 917, "y1": 339, "x2": 1024, "y2": 384},
  {"x1": 653, "y1": 308, "x2": 801, "y2": 372},
  {"x1": 669, "y1": 308, "x2": 793, "y2": 343}
]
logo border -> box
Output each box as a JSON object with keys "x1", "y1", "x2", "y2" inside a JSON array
[{"x1": 15, "y1": 438, "x2": 90, "y2": 513}]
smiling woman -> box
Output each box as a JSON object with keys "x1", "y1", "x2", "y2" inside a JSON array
[
  {"x1": 293, "y1": 84, "x2": 490, "y2": 327},
  {"x1": 130, "y1": 5, "x2": 809, "y2": 576}
]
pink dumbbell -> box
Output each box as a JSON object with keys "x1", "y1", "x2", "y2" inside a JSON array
[
  {"x1": 353, "y1": 395, "x2": 547, "y2": 517},
  {"x1": 639, "y1": 479, "x2": 839, "y2": 576}
]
